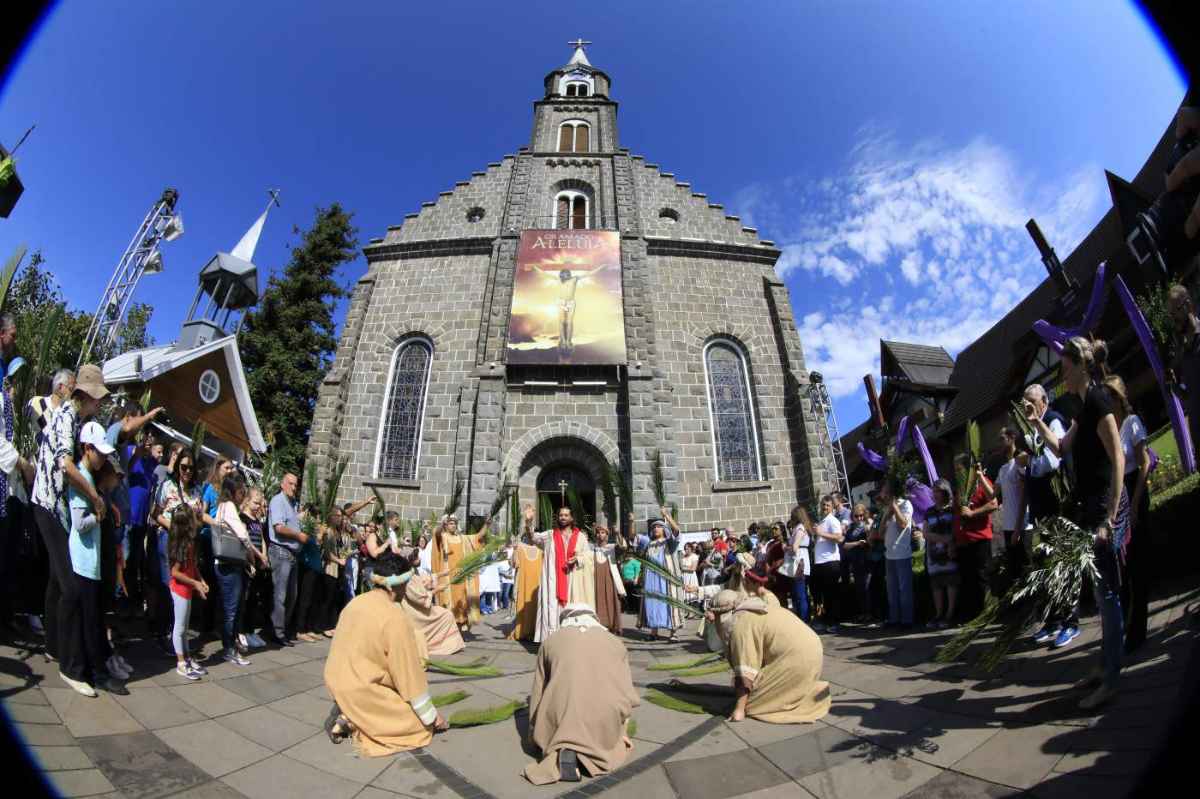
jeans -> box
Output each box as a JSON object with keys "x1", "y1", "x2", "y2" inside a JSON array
[
  {"x1": 886, "y1": 557, "x2": 914, "y2": 625},
  {"x1": 33, "y1": 505, "x2": 78, "y2": 673},
  {"x1": 849, "y1": 559, "x2": 870, "y2": 619},
  {"x1": 1093, "y1": 536, "x2": 1125, "y2": 688},
  {"x1": 268, "y1": 545, "x2": 299, "y2": 641},
  {"x1": 481, "y1": 592, "x2": 497, "y2": 614},
  {"x1": 214, "y1": 561, "x2": 244, "y2": 653},
  {"x1": 171, "y1": 591, "x2": 192, "y2": 659},
  {"x1": 500, "y1": 582, "x2": 514, "y2": 609},
  {"x1": 811, "y1": 562, "x2": 840, "y2": 625},
  {"x1": 791, "y1": 573, "x2": 810, "y2": 622},
  {"x1": 344, "y1": 555, "x2": 359, "y2": 602}
]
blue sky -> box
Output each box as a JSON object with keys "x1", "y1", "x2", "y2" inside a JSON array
[{"x1": 0, "y1": 1, "x2": 1186, "y2": 431}]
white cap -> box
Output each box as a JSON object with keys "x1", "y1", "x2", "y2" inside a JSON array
[{"x1": 79, "y1": 421, "x2": 115, "y2": 455}]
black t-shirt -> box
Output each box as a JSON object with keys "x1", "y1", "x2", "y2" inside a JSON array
[{"x1": 1071, "y1": 384, "x2": 1116, "y2": 523}]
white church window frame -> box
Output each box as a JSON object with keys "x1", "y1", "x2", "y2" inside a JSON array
[
  {"x1": 552, "y1": 190, "x2": 590, "y2": 230},
  {"x1": 557, "y1": 120, "x2": 591, "y2": 153},
  {"x1": 557, "y1": 70, "x2": 594, "y2": 97},
  {"x1": 703, "y1": 338, "x2": 764, "y2": 482},
  {"x1": 374, "y1": 337, "x2": 433, "y2": 482},
  {"x1": 564, "y1": 81, "x2": 590, "y2": 97}
]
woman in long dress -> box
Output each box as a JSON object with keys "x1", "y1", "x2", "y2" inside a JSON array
[
  {"x1": 636, "y1": 508, "x2": 684, "y2": 641},
  {"x1": 708, "y1": 588, "x2": 831, "y2": 724},
  {"x1": 402, "y1": 572, "x2": 465, "y2": 659},
  {"x1": 323, "y1": 554, "x2": 449, "y2": 755},
  {"x1": 680, "y1": 543, "x2": 700, "y2": 602},
  {"x1": 591, "y1": 526, "x2": 626, "y2": 635},
  {"x1": 508, "y1": 527, "x2": 544, "y2": 642},
  {"x1": 430, "y1": 514, "x2": 487, "y2": 632}
]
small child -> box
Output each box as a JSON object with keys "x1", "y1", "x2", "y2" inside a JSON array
[
  {"x1": 168, "y1": 507, "x2": 209, "y2": 680},
  {"x1": 924, "y1": 479, "x2": 960, "y2": 629},
  {"x1": 498, "y1": 547, "x2": 515, "y2": 614},
  {"x1": 479, "y1": 560, "x2": 501, "y2": 614}
]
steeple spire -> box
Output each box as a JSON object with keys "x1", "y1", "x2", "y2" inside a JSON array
[
  {"x1": 231, "y1": 189, "x2": 281, "y2": 263},
  {"x1": 567, "y1": 38, "x2": 592, "y2": 66}
]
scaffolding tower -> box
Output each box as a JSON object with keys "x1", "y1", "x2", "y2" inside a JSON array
[
  {"x1": 805, "y1": 371, "x2": 851, "y2": 498},
  {"x1": 79, "y1": 188, "x2": 183, "y2": 366}
]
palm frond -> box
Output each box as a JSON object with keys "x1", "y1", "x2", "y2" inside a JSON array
[
  {"x1": 138, "y1": 387, "x2": 153, "y2": 414},
  {"x1": 642, "y1": 591, "x2": 701, "y2": 618},
  {"x1": 508, "y1": 489, "x2": 520, "y2": 539},
  {"x1": 538, "y1": 493, "x2": 554, "y2": 531},
  {"x1": 432, "y1": 690, "x2": 471, "y2": 707},
  {"x1": 670, "y1": 661, "x2": 731, "y2": 677},
  {"x1": 189, "y1": 420, "x2": 207, "y2": 465},
  {"x1": 565, "y1": 484, "x2": 592, "y2": 534},
  {"x1": 967, "y1": 420, "x2": 982, "y2": 462},
  {"x1": 0, "y1": 244, "x2": 26, "y2": 314},
  {"x1": 444, "y1": 472, "x2": 464, "y2": 518},
  {"x1": 321, "y1": 456, "x2": 350, "y2": 520},
  {"x1": 447, "y1": 700, "x2": 526, "y2": 728},
  {"x1": 630, "y1": 553, "x2": 682, "y2": 587},
  {"x1": 647, "y1": 653, "x2": 723, "y2": 672},
  {"x1": 370, "y1": 486, "x2": 388, "y2": 525},
  {"x1": 450, "y1": 541, "x2": 504, "y2": 585},
  {"x1": 426, "y1": 658, "x2": 502, "y2": 677},
  {"x1": 470, "y1": 483, "x2": 513, "y2": 534},
  {"x1": 626, "y1": 718, "x2": 637, "y2": 738},
  {"x1": 643, "y1": 688, "x2": 726, "y2": 716},
  {"x1": 651, "y1": 449, "x2": 667, "y2": 508}
]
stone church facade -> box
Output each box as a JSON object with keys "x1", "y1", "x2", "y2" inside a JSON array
[{"x1": 307, "y1": 45, "x2": 835, "y2": 532}]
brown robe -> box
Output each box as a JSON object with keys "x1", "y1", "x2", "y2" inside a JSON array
[
  {"x1": 323, "y1": 589, "x2": 434, "y2": 755},
  {"x1": 729, "y1": 604, "x2": 831, "y2": 724},
  {"x1": 592, "y1": 544, "x2": 625, "y2": 636},
  {"x1": 524, "y1": 622, "x2": 640, "y2": 784}
]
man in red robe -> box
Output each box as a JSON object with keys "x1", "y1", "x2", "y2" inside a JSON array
[{"x1": 535, "y1": 507, "x2": 589, "y2": 643}]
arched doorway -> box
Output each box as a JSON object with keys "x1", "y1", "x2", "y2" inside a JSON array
[{"x1": 536, "y1": 462, "x2": 597, "y2": 528}]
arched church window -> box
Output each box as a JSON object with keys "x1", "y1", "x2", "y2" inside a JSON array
[
  {"x1": 557, "y1": 120, "x2": 590, "y2": 153},
  {"x1": 554, "y1": 191, "x2": 589, "y2": 230},
  {"x1": 704, "y1": 339, "x2": 763, "y2": 482},
  {"x1": 375, "y1": 338, "x2": 432, "y2": 481},
  {"x1": 564, "y1": 82, "x2": 590, "y2": 97},
  {"x1": 658, "y1": 208, "x2": 679, "y2": 224}
]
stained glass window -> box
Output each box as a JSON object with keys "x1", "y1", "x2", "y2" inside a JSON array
[
  {"x1": 705, "y1": 341, "x2": 762, "y2": 482},
  {"x1": 376, "y1": 339, "x2": 432, "y2": 480}
]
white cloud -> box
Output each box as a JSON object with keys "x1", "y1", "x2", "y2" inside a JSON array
[{"x1": 733, "y1": 130, "x2": 1107, "y2": 421}]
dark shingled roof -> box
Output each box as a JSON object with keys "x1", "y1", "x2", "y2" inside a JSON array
[
  {"x1": 881, "y1": 340, "x2": 955, "y2": 386},
  {"x1": 936, "y1": 103, "x2": 1184, "y2": 437}
]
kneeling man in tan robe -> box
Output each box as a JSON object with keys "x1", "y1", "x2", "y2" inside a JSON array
[
  {"x1": 709, "y1": 589, "x2": 831, "y2": 724},
  {"x1": 324, "y1": 554, "x2": 450, "y2": 755},
  {"x1": 524, "y1": 604, "x2": 640, "y2": 784}
]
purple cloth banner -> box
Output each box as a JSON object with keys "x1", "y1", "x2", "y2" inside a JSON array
[
  {"x1": 910, "y1": 423, "x2": 939, "y2": 484},
  {"x1": 1033, "y1": 262, "x2": 1109, "y2": 355},
  {"x1": 1113, "y1": 275, "x2": 1196, "y2": 474},
  {"x1": 858, "y1": 442, "x2": 888, "y2": 472},
  {"x1": 906, "y1": 478, "x2": 936, "y2": 525}
]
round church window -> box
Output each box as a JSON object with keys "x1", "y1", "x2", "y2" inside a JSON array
[
  {"x1": 198, "y1": 369, "x2": 221, "y2": 404},
  {"x1": 466, "y1": 207, "x2": 486, "y2": 223},
  {"x1": 658, "y1": 208, "x2": 679, "y2": 224}
]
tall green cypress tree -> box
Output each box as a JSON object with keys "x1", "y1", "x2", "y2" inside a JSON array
[{"x1": 239, "y1": 204, "x2": 358, "y2": 473}]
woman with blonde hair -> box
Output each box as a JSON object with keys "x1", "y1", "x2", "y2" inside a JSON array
[{"x1": 1104, "y1": 373, "x2": 1153, "y2": 654}]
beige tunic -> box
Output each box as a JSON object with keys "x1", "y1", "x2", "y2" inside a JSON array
[
  {"x1": 323, "y1": 589, "x2": 434, "y2": 755},
  {"x1": 508, "y1": 543, "x2": 543, "y2": 641},
  {"x1": 524, "y1": 623, "x2": 640, "y2": 784},
  {"x1": 729, "y1": 605, "x2": 831, "y2": 724},
  {"x1": 431, "y1": 531, "x2": 486, "y2": 627},
  {"x1": 403, "y1": 574, "x2": 465, "y2": 658}
]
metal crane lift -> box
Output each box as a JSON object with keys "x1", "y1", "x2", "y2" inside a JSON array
[{"x1": 79, "y1": 188, "x2": 184, "y2": 366}]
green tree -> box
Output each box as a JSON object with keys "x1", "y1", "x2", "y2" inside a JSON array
[
  {"x1": 239, "y1": 204, "x2": 358, "y2": 474},
  {"x1": 118, "y1": 302, "x2": 155, "y2": 352}
]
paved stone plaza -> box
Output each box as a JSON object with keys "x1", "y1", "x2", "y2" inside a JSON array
[{"x1": 3, "y1": 578, "x2": 1197, "y2": 799}]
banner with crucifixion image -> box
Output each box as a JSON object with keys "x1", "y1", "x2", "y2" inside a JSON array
[{"x1": 507, "y1": 229, "x2": 626, "y2": 365}]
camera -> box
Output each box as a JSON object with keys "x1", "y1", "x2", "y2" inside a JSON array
[{"x1": 1126, "y1": 133, "x2": 1200, "y2": 279}]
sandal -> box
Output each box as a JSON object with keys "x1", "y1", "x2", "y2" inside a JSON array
[{"x1": 324, "y1": 704, "x2": 351, "y2": 744}]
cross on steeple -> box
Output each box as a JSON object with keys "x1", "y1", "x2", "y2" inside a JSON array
[{"x1": 568, "y1": 38, "x2": 592, "y2": 50}]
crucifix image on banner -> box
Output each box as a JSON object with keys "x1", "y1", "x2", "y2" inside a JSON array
[{"x1": 507, "y1": 230, "x2": 626, "y2": 365}]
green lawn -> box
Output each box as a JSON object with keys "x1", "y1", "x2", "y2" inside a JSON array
[{"x1": 1149, "y1": 425, "x2": 1180, "y2": 462}]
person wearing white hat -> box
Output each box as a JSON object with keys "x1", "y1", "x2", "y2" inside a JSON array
[{"x1": 30, "y1": 362, "x2": 110, "y2": 697}]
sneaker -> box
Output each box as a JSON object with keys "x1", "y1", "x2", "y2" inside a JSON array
[
  {"x1": 98, "y1": 676, "x2": 129, "y2": 696},
  {"x1": 224, "y1": 649, "x2": 251, "y2": 666},
  {"x1": 1032, "y1": 624, "x2": 1059, "y2": 644},
  {"x1": 176, "y1": 664, "x2": 202, "y2": 681},
  {"x1": 60, "y1": 671, "x2": 98, "y2": 697},
  {"x1": 1079, "y1": 683, "x2": 1117, "y2": 710},
  {"x1": 187, "y1": 659, "x2": 208, "y2": 676},
  {"x1": 237, "y1": 633, "x2": 249, "y2": 650},
  {"x1": 1052, "y1": 626, "x2": 1080, "y2": 649},
  {"x1": 248, "y1": 633, "x2": 267, "y2": 648},
  {"x1": 106, "y1": 656, "x2": 131, "y2": 681}
]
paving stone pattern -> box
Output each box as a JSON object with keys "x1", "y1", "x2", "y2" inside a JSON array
[{"x1": 3, "y1": 577, "x2": 1198, "y2": 798}]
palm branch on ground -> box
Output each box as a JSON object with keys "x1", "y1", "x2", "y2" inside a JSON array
[
  {"x1": 426, "y1": 657, "x2": 502, "y2": 677},
  {"x1": 647, "y1": 653, "x2": 724, "y2": 672},
  {"x1": 447, "y1": 700, "x2": 526, "y2": 728}
]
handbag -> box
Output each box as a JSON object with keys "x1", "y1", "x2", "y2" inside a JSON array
[
  {"x1": 211, "y1": 508, "x2": 248, "y2": 565},
  {"x1": 778, "y1": 551, "x2": 799, "y2": 578}
]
